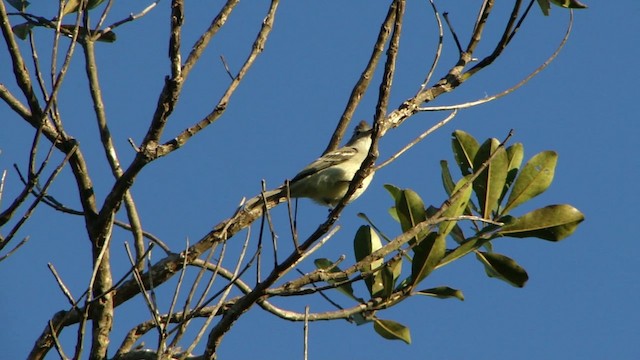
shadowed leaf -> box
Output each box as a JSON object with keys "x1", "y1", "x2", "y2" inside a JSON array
[
  {"x1": 314, "y1": 258, "x2": 360, "y2": 301},
  {"x1": 416, "y1": 286, "x2": 464, "y2": 301},
  {"x1": 354, "y1": 226, "x2": 384, "y2": 296},
  {"x1": 411, "y1": 232, "x2": 445, "y2": 285},
  {"x1": 499, "y1": 143, "x2": 524, "y2": 206},
  {"x1": 476, "y1": 252, "x2": 529, "y2": 287}
]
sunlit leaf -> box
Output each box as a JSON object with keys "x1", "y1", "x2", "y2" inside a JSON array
[
  {"x1": 62, "y1": 0, "x2": 106, "y2": 16},
  {"x1": 314, "y1": 258, "x2": 360, "y2": 301},
  {"x1": 499, "y1": 204, "x2": 584, "y2": 241},
  {"x1": 475, "y1": 251, "x2": 529, "y2": 287},
  {"x1": 537, "y1": 0, "x2": 587, "y2": 15},
  {"x1": 473, "y1": 138, "x2": 508, "y2": 219},
  {"x1": 451, "y1": 130, "x2": 479, "y2": 176},
  {"x1": 411, "y1": 232, "x2": 445, "y2": 285},
  {"x1": 416, "y1": 286, "x2": 464, "y2": 301},
  {"x1": 536, "y1": 0, "x2": 551, "y2": 15},
  {"x1": 373, "y1": 319, "x2": 411, "y2": 344},
  {"x1": 354, "y1": 226, "x2": 384, "y2": 296},
  {"x1": 503, "y1": 151, "x2": 557, "y2": 214}
]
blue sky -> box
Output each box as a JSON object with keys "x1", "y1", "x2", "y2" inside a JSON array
[{"x1": 1, "y1": 1, "x2": 638, "y2": 359}]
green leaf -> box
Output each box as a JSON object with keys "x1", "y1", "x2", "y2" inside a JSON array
[
  {"x1": 536, "y1": 0, "x2": 551, "y2": 15},
  {"x1": 373, "y1": 319, "x2": 411, "y2": 344},
  {"x1": 451, "y1": 130, "x2": 479, "y2": 176},
  {"x1": 411, "y1": 232, "x2": 445, "y2": 285},
  {"x1": 438, "y1": 236, "x2": 491, "y2": 268},
  {"x1": 416, "y1": 286, "x2": 464, "y2": 301},
  {"x1": 314, "y1": 258, "x2": 360, "y2": 301},
  {"x1": 62, "y1": 0, "x2": 106, "y2": 16},
  {"x1": 379, "y1": 266, "x2": 395, "y2": 299},
  {"x1": 499, "y1": 143, "x2": 524, "y2": 207},
  {"x1": 439, "y1": 176, "x2": 473, "y2": 238},
  {"x1": 395, "y1": 189, "x2": 428, "y2": 246},
  {"x1": 7, "y1": 0, "x2": 29, "y2": 11},
  {"x1": 550, "y1": 0, "x2": 588, "y2": 9},
  {"x1": 383, "y1": 183, "x2": 402, "y2": 200},
  {"x1": 11, "y1": 22, "x2": 34, "y2": 40},
  {"x1": 440, "y1": 160, "x2": 456, "y2": 196},
  {"x1": 537, "y1": 0, "x2": 587, "y2": 15},
  {"x1": 503, "y1": 151, "x2": 557, "y2": 214},
  {"x1": 473, "y1": 138, "x2": 508, "y2": 219},
  {"x1": 475, "y1": 252, "x2": 529, "y2": 287},
  {"x1": 499, "y1": 204, "x2": 584, "y2": 241},
  {"x1": 354, "y1": 226, "x2": 384, "y2": 296},
  {"x1": 384, "y1": 184, "x2": 402, "y2": 222}
]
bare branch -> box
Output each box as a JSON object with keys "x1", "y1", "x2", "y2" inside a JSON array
[{"x1": 324, "y1": 1, "x2": 398, "y2": 154}]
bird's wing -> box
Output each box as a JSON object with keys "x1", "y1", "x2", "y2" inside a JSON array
[{"x1": 290, "y1": 146, "x2": 357, "y2": 182}]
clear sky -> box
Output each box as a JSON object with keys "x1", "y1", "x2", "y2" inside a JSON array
[{"x1": 1, "y1": 1, "x2": 638, "y2": 359}]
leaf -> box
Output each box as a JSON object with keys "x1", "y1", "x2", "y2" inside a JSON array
[
  {"x1": 498, "y1": 143, "x2": 524, "y2": 207},
  {"x1": 503, "y1": 151, "x2": 557, "y2": 214},
  {"x1": 416, "y1": 286, "x2": 464, "y2": 301},
  {"x1": 373, "y1": 319, "x2": 412, "y2": 344},
  {"x1": 395, "y1": 189, "x2": 428, "y2": 246},
  {"x1": 62, "y1": 0, "x2": 106, "y2": 16},
  {"x1": 384, "y1": 184, "x2": 402, "y2": 222},
  {"x1": 12, "y1": 22, "x2": 34, "y2": 40},
  {"x1": 314, "y1": 258, "x2": 360, "y2": 301},
  {"x1": 7, "y1": 0, "x2": 29, "y2": 11},
  {"x1": 440, "y1": 160, "x2": 456, "y2": 196},
  {"x1": 550, "y1": 0, "x2": 588, "y2": 9},
  {"x1": 451, "y1": 130, "x2": 479, "y2": 176},
  {"x1": 473, "y1": 138, "x2": 508, "y2": 219},
  {"x1": 475, "y1": 252, "x2": 529, "y2": 287},
  {"x1": 411, "y1": 232, "x2": 445, "y2": 285},
  {"x1": 438, "y1": 236, "x2": 491, "y2": 268},
  {"x1": 354, "y1": 226, "x2": 384, "y2": 296},
  {"x1": 439, "y1": 176, "x2": 472, "y2": 238},
  {"x1": 379, "y1": 266, "x2": 395, "y2": 299},
  {"x1": 499, "y1": 204, "x2": 584, "y2": 241},
  {"x1": 537, "y1": 0, "x2": 587, "y2": 15}
]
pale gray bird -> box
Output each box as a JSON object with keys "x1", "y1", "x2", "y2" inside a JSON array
[{"x1": 248, "y1": 121, "x2": 375, "y2": 208}]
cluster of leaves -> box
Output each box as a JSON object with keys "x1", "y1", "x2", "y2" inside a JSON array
[
  {"x1": 8, "y1": 0, "x2": 116, "y2": 42},
  {"x1": 317, "y1": 131, "x2": 584, "y2": 344},
  {"x1": 536, "y1": 0, "x2": 588, "y2": 16}
]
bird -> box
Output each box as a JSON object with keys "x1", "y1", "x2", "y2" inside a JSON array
[{"x1": 248, "y1": 121, "x2": 375, "y2": 208}]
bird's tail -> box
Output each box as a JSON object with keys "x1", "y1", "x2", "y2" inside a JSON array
[{"x1": 243, "y1": 186, "x2": 287, "y2": 209}]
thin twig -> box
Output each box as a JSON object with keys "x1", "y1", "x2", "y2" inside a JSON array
[
  {"x1": 102, "y1": 0, "x2": 161, "y2": 33},
  {"x1": 324, "y1": 1, "x2": 398, "y2": 154},
  {"x1": 47, "y1": 263, "x2": 76, "y2": 305},
  {"x1": 442, "y1": 12, "x2": 463, "y2": 54},
  {"x1": 303, "y1": 306, "x2": 309, "y2": 360},
  {"x1": 219, "y1": 55, "x2": 235, "y2": 80},
  {"x1": 418, "y1": 0, "x2": 445, "y2": 92},
  {"x1": 376, "y1": 109, "x2": 457, "y2": 171}
]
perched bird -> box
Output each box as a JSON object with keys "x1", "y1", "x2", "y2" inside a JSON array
[{"x1": 249, "y1": 121, "x2": 375, "y2": 208}]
